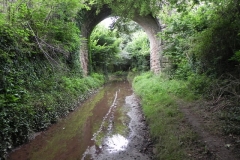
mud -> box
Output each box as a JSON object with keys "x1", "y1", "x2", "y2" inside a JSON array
[
  {"x1": 177, "y1": 99, "x2": 239, "y2": 160},
  {"x1": 7, "y1": 81, "x2": 152, "y2": 160},
  {"x1": 83, "y1": 94, "x2": 153, "y2": 160}
]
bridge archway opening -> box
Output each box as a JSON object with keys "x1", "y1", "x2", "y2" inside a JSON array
[
  {"x1": 91, "y1": 17, "x2": 150, "y2": 73},
  {"x1": 79, "y1": 7, "x2": 163, "y2": 75}
]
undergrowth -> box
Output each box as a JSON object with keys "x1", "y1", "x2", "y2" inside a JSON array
[
  {"x1": 133, "y1": 72, "x2": 198, "y2": 159},
  {"x1": 206, "y1": 74, "x2": 240, "y2": 135}
]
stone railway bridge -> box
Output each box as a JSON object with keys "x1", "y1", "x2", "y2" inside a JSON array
[{"x1": 79, "y1": 5, "x2": 166, "y2": 75}]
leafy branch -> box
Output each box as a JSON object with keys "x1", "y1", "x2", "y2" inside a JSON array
[{"x1": 27, "y1": 22, "x2": 72, "y2": 72}]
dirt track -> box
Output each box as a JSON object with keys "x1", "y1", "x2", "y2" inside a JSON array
[{"x1": 179, "y1": 100, "x2": 239, "y2": 160}]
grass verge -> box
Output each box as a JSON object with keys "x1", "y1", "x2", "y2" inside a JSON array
[{"x1": 132, "y1": 72, "x2": 198, "y2": 159}]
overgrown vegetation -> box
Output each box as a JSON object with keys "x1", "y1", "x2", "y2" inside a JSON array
[
  {"x1": 124, "y1": 31, "x2": 150, "y2": 72},
  {"x1": 0, "y1": 1, "x2": 105, "y2": 159},
  {"x1": 89, "y1": 21, "x2": 150, "y2": 74},
  {"x1": 132, "y1": 0, "x2": 240, "y2": 158},
  {"x1": 89, "y1": 25, "x2": 121, "y2": 74},
  {"x1": 159, "y1": 0, "x2": 240, "y2": 136}
]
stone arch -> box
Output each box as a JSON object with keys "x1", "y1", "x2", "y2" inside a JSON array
[{"x1": 79, "y1": 5, "x2": 163, "y2": 75}]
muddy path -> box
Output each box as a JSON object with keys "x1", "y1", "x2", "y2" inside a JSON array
[
  {"x1": 83, "y1": 94, "x2": 152, "y2": 160},
  {"x1": 178, "y1": 99, "x2": 239, "y2": 160},
  {"x1": 7, "y1": 81, "x2": 152, "y2": 160}
]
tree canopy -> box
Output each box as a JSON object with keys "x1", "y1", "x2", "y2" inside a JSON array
[
  {"x1": 159, "y1": 0, "x2": 240, "y2": 78},
  {"x1": 89, "y1": 24, "x2": 121, "y2": 73}
]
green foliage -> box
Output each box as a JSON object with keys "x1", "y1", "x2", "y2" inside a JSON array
[
  {"x1": 113, "y1": 71, "x2": 127, "y2": 76},
  {"x1": 126, "y1": 32, "x2": 149, "y2": 55},
  {"x1": 0, "y1": 68, "x2": 104, "y2": 158},
  {"x1": 99, "y1": 20, "x2": 149, "y2": 73},
  {"x1": 92, "y1": 0, "x2": 198, "y2": 18},
  {"x1": 190, "y1": 1, "x2": 240, "y2": 75},
  {"x1": 90, "y1": 25, "x2": 121, "y2": 74},
  {"x1": 160, "y1": 0, "x2": 240, "y2": 78},
  {"x1": 158, "y1": 0, "x2": 240, "y2": 142},
  {"x1": 111, "y1": 19, "x2": 142, "y2": 36},
  {"x1": 159, "y1": 4, "x2": 208, "y2": 79},
  {"x1": 104, "y1": 24, "x2": 151, "y2": 73},
  {"x1": 124, "y1": 31, "x2": 150, "y2": 72},
  {"x1": 0, "y1": 0, "x2": 82, "y2": 59},
  {"x1": 0, "y1": 1, "x2": 101, "y2": 158},
  {"x1": 133, "y1": 72, "x2": 197, "y2": 159},
  {"x1": 94, "y1": 0, "x2": 157, "y2": 16},
  {"x1": 230, "y1": 50, "x2": 240, "y2": 63}
]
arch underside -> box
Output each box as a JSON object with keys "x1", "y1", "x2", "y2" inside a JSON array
[{"x1": 80, "y1": 6, "x2": 163, "y2": 75}]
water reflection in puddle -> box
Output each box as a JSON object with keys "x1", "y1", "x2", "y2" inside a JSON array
[
  {"x1": 82, "y1": 84, "x2": 131, "y2": 159},
  {"x1": 105, "y1": 134, "x2": 128, "y2": 153},
  {"x1": 8, "y1": 81, "x2": 133, "y2": 160}
]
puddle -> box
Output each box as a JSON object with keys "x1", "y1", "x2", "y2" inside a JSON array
[
  {"x1": 83, "y1": 94, "x2": 153, "y2": 160},
  {"x1": 105, "y1": 134, "x2": 129, "y2": 153},
  {"x1": 7, "y1": 81, "x2": 152, "y2": 160}
]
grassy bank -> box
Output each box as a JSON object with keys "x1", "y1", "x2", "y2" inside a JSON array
[{"x1": 132, "y1": 72, "x2": 198, "y2": 159}]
